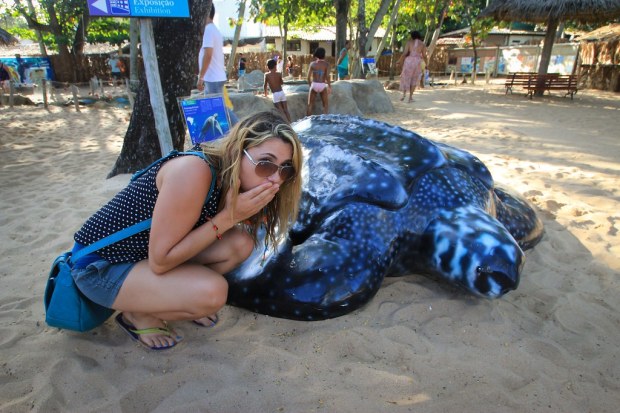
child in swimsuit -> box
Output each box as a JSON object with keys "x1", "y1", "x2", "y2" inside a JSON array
[
  {"x1": 264, "y1": 59, "x2": 292, "y2": 123},
  {"x1": 307, "y1": 47, "x2": 331, "y2": 116}
]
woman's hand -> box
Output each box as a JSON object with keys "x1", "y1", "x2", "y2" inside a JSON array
[{"x1": 221, "y1": 181, "x2": 280, "y2": 224}]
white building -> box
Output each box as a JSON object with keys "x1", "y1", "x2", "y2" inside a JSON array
[{"x1": 212, "y1": 1, "x2": 386, "y2": 57}]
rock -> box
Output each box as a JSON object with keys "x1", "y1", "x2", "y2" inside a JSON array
[
  {"x1": 348, "y1": 79, "x2": 393, "y2": 113},
  {"x1": 228, "y1": 92, "x2": 273, "y2": 121},
  {"x1": 384, "y1": 80, "x2": 400, "y2": 90},
  {"x1": 241, "y1": 70, "x2": 265, "y2": 90},
  {"x1": 228, "y1": 79, "x2": 393, "y2": 123},
  {"x1": 0, "y1": 94, "x2": 35, "y2": 106}
]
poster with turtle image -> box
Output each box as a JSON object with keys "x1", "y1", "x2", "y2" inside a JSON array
[{"x1": 178, "y1": 94, "x2": 230, "y2": 145}]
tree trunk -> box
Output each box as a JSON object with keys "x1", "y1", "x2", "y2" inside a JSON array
[
  {"x1": 334, "y1": 0, "x2": 350, "y2": 53},
  {"x1": 43, "y1": 1, "x2": 76, "y2": 81},
  {"x1": 389, "y1": 16, "x2": 398, "y2": 80},
  {"x1": 353, "y1": 0, "x2": 391, "y2": 78},
  {"x1": 373, "y1": 0, "x2": 401, "y2": 59},
  {"x1": 108, "y1": 0, "x2": 211, "y2": 178},
  {"x1": 471, "y1": 27, "x2": 478, "y2": 84},
  {"x1": 226, "y1": 0, "x2": 246, "y2": 78},
  {"x1": 536, "y1": 17, "x2": 559, "y2": 96},
  {"x1": 25, "y1": 0, "x2": 47, "y2": 56},
  {"x1": 72, "y1": 12, "x2": 88, "y2": 56},
  {"x1": 365, "y1": 0, "x2": 391, "y2": 52},
  {"x1": 427, "y1": 0, "x2": 448, "y2": 63},
  {"x1": 353, "y1": 0, "x2": 367, "y2": 79},
  {"x1": 129, "y1": 19, "x2": 140, "y2": 83}
]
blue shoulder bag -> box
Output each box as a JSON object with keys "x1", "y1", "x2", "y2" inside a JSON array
[{"x1": 44, "y1": 151, "x2": 216, "y2": 332}]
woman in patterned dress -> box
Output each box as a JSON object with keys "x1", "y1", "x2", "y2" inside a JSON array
[{"x1": 398, "y1": 31, "x2": 428, "y2": 103}]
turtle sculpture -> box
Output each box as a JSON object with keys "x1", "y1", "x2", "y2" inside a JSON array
[{"x1": 226, "y1": 115, "x2": 544, "y2": 320}]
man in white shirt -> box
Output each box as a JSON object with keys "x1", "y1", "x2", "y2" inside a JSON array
[{"x1": 196, "y1": 4, "x2": 238, "y2": 124}]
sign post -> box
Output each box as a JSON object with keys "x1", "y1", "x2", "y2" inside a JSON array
[{"x1": 87, "y1": 0, "x2": 190, "y2": 156}]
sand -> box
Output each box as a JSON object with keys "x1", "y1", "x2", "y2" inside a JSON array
[{"x1": 1, "y1": 81, "x2": 619, "y2": 412}]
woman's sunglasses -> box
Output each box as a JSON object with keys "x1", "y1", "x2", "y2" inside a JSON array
[{"x1": 244, "y1": 149, "x2": 295, "y2": 181}]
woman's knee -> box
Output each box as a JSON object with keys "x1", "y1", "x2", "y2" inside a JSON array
[
  {"x1": 229, "y1": 229, "x2": 254, "y2": 262},
  {"x1": 192, "y1": 274, "x2": 229, "y2": 313}
]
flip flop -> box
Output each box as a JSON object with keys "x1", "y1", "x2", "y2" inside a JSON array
[
  {"x1": 192, "y1": 314, "x2": 219, "y2": 328},
  {"x1": 115, "y1": 313, "x2": 182, "y2": 351}
]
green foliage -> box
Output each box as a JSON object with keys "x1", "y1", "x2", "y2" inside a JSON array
[
  {"x1": 5, "y1": 24, "x2": 55, "y2": 49},
  {"x1": 87, "y1": 18, "x2": 129, "y2": 46},
  {"x1": 249, "y1": 0, "x2": 332, "y2": 29},
  {"x1": 11, "y1": 0, "x2": 85, "y2": 51}
]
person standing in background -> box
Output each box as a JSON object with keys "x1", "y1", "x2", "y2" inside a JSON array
[
  {"x1": 264, "y1": 59, "x2": 292, "y2": 123},
  {"x1": 15, "y1": 54, "x2": 27, "y2": 84},
  {"x1": 286, "y1": 56, "x2": 294, "y2": 77},
  {"x1": 238, "y1": 53, "x2": 247, "y2": 77},
  {"x1": 238, "y1": 53, "x2": 247, "y2": 91},
  {"x1": 336, "y1": 41, "x2": 350, "y2": 80},
  {"x1": 197, "y1": 4, "x2": 239, "y2": 124},
  {"x1": 306, "y1": 47, "x2": 331, "y2": 116},
  {"x1": 108, "y1": 53, "x2": 122, "y2": 86},
  {"x1": 397, "y1": 30, "x2": 427, "y2": 103}
]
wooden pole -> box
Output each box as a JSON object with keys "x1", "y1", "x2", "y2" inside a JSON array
[
  {"x1": 71, "y1": 84, "x2": 80, "y2": 112},
  {"x1": 42, "y1": 79, "x2": 48, "y2": 108},
  {"x1": 139, "y1": 18, "x2": 174, "y2": 156},
  {"x1": 125, "y1": 78, "x2": 134, "y2": 109},
  {"x1": 9, "y1": 81, "x2": 15, "y2": 108}
]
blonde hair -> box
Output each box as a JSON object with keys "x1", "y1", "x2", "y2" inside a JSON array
[{"x1": 200, "y1": 111, "x2": 303, "y2": 249}]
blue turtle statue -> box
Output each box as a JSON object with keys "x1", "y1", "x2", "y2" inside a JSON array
[{"x1": 226, "y1": 115, "x2": 544, "y2": 320}]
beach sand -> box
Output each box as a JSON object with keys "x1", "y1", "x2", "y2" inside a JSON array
[{"x1": 1, "y1": 82, "x2": 619, "y2": 412}]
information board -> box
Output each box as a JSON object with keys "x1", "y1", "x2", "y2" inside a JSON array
[
  {"x1": 178, "y1": 94, "x2": 231, "y2": 145},
  {"x1": 88, "y1": 0, "x2": 189, "y2": 18}
]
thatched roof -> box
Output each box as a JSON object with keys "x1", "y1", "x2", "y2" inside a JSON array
[
  {"x1": 577, "y1": 23, "x2": 620, "y2": 41},
  {"x1": 0, "y1": 28, "x2": 18, "y2": 47},
  {"x1": 479, "y1": 0, "x2": 620, "y2": 24}
]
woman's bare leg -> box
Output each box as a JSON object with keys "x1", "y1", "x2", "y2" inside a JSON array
[
  {"x1": 319, "y1": 89, "x2": 329, "y2": 114},
  {"x1": 307, "y1": 90, "x2": 317, "y2": 116},
  {"x1": 113, "y1": 228, "x2": 253, "y2": 347}
]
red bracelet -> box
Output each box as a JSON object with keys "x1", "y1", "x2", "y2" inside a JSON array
[{"x1": 207, "y1": 217, "x2": 222, "y2": 240}]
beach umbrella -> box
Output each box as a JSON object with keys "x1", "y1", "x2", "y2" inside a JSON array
[
  {"x1": 0, "y1": 28, "x2": 18, "y2": 46},
  {"x1": 480, "y1": 0, "x2": 620, "y2": 94}
]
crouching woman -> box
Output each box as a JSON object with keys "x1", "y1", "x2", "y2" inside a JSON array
[{"x1": 70, "y1": 111, "x2": 302, "y2": 350}]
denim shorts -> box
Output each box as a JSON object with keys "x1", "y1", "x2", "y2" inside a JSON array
[{"x1": 72, "y1": 259, "x2": 136, "y2": 308}]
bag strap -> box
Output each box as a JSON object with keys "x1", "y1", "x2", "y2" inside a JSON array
[
  {"x1": 73, "y1": 151, "x2": 217, "y2": 262},
  {"x1": 73, "y1": 219, "x2": 152, "y2": 262}
]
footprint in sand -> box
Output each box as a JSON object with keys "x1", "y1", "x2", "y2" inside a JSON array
[
  {"x1": 608, "y1": 217, "x2": 618, "y2": 236},
  {"x1": 571, "y1": 208, "x2": 588, "y2": 217},
  {"x1": 524, "y1": 190, "x2": 544, "y2": 197},
  {"x1": 545, "y1": 200, "x2": 566, "y2": 213}
]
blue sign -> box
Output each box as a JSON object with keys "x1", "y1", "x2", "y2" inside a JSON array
[
  {"x1": 0, "y1": 56, "x2": 55, "y2": 84},
  {"x1": 88, "y1": 0, "x2": 189, "y2": 18},
  {"x1": 178, "y1": 94, "x2": 231, "y2": 145}
]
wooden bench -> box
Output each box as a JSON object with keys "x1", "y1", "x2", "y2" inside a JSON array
[
  {"x1": 504, "y1": 72, "x2": 539, "y2": 95},
  {"x1": 523, "y1": 74, "x2": 578, "y2": 100}
]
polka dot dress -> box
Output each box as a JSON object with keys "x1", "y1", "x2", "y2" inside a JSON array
[{"x1": 74, "y1": 152, "x2": 221, "y2": 264}]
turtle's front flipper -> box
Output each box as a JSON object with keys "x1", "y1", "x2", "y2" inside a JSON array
[{"x1": 226, "y1": 206, "x2": 397, "y2": 320}]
